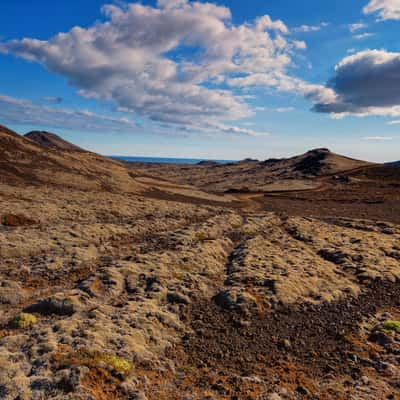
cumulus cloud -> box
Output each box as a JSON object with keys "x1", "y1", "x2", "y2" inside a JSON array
[
  {"x1": 363, "y1": 0, "x2": 400, "y2": 20},
  {"x1": 0, "y1": 93, "x2": 138, "y2": 132},
  {"x1": 0, "y1": 0, "x2": 308, "y2": 134},
  {"x1": 227, "y1": 72, "x2": 337, "y2": 105},
  {"x1": 312, "y1": 50, "x2": 400, "y2": 118}
]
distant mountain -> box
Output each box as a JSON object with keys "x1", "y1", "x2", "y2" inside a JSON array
[
  {"x1": 128, "y1": 147, "x2": 373, "y2": 193},
  {"x1": 25, "y1": 130, "x2": 84, "y2": 151},
  {"x1": 387, "y1": 160, "x2": 400, "y2": 166}
]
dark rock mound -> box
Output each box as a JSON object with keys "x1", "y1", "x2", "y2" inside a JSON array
[
  {"x1": 25, "y1": 131, "x2": 84, "y2": 151},
  {"x1": 197, "y1": 160, "x2": 219, "y2": 166},
  {"x1": 294, "y1": 148, "x2": 331, "y2": 176},
  {"x1": 241, "y1": 158, "x2": 259, "y2": 163},
  {"x1": 261, "y1": 158, "x2": 282, "y2": 166}
]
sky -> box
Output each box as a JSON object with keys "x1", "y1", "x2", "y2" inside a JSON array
[{"x1": 0, "y1": 0, "x2": 399, "y2": 162}]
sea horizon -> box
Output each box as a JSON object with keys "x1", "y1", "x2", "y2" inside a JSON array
[{"x1": 110, "y1": 155, "x2": 237, "y2": 164}]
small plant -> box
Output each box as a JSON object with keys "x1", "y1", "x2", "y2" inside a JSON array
[
  {"x1": 55, "y1": 348, "x2": 133, "y2": 377},
  {"x1": 382, "y1": 321, "x2": 400, "y2": 333},
  {"x1": 100, "y1": 354, "x2": 133, "y2": 376},
  {"x1": 11, "y1": 312, "x2": 38, "y2": 328}
]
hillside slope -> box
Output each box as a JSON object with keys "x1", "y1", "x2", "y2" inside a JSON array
[
  {"x1": 0, "y1": 124, "x2": 145, "y2": 192},
  {"x1": 0, "y1": 124, "x2": 232, "y2": 203},
  {"x1": 25, "y1": 130, "x2": 84, "y2": 151}
]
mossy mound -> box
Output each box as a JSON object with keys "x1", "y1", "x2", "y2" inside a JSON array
[
  {"x1": 11, "y1": 313, "x2": 38, "y2": 328},
  {"x1": 382, "y1": 320, "x2": 400, "y2": 333}
]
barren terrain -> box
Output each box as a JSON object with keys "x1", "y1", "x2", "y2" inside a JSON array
[{"x1": 1, "y1": 126, "x2": 400, "y2": 399}]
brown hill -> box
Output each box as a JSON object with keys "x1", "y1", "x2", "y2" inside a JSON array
[
  {"x1": 129, "y1": 148, "x2": 372, "y2": 193},
  {"x1": 0, "y1": 124, "x2": 231, "y2": 203},
  {"x1": 0, "y1": 124, "x2": 144, "y2": 192},
  {"x1": 25, "y1": 130, "x2": 84, "y2": 151},
  {"x1": 260, "y1": 147, "x2": 370, "y2": 177}
]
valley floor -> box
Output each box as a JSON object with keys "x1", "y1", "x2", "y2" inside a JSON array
[{"x1": 1, "y1": 174, "x2": 400, "y2": 400}]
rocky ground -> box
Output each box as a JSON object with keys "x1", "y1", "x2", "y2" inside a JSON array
[
  {"x1": 1, "y1": 179, "x2": 400, "y2": 399},
  {"x1": 1, "y1": 126, "x2": 400, "y2": 399}
]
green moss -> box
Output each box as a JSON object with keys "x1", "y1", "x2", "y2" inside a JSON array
[
  {"x1": 383, "y1": 320, "x2": 400, "y2": 333},
  {"x1": 11, "y1": 313, "x2": 38, "y2": 328}
]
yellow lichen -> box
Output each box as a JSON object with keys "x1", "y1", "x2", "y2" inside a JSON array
[
  {"x1": 55, "y1": 348, "x2": 133, "y2": 377},
  {"x1": 11, "y1": 313, "x2": 38, "y2": 328},
  {"x1": 100, "y1": 354, "x2": 133, "y2": 376}
]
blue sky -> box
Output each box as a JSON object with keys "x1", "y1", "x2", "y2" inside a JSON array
[{"x1": 0, "y1": 0, "x2": 399, "y2": 161}]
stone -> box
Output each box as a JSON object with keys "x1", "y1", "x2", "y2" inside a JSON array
[
  {"x1": 166, "y1": 291, "x2": 190, "y2": 305},
  {"x1": 369, "y1": 331, "x2": 393, "y2": 347},
  {"x1": 26, "y1": 294, "x2": 83, "y2": 316},
  {"x1": 213, "y1": 288, "x2": 258, "y2": 312}
]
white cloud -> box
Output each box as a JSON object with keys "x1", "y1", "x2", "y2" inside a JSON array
[
  {"x1": 41, "y1": 96, "x2": 63, "y2": 104},
  {"x1": 276, "y1": 107, "x2": 295, "y2": 112},
  {"x1": 293, "y1": 40, "x2": 307, "y2": 49},
  {"x1": 293, "y1": 22, "x2": 329, "y2": 33},
  {"x1": 0, "y1": 92, "x2": 270, "y2": 137},
  {"x1": 387, "y1": 120, "x2": 400, "y2": 124},
  {"x1": 206, "y1": 122, "x2": 271, "y2": 137},
  {"x1": 0, "y1": 0, "x2": 309, "y2": 135},
  {"x1": 349, "y1": 23, "x2": 368, "y2": 32},
  {"x1": 353, "y1": 32, "x2": 375, "y2": 39},
  {"x1": 256, "y1": 106, "x2": 295, "y2": 112},
  {"x1": 0, "y1": 93, "x2": 138, "y2": 132},
  {"x1": 363, "y1": 0, "x2": 400, "y2": 20},
  {"x1": 313, "y1": 50, "x2": 400, "y2": 118},
  {"x1": 363, "y1": 136, "x2": 393, "y2": 140},
  {"x1": 227, "y1": 72, "x2": 337, "y2": 105}
]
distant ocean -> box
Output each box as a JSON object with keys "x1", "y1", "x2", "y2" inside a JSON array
[{"x1": 111, "y1": 156, "x2": 235, "y2": 164}]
